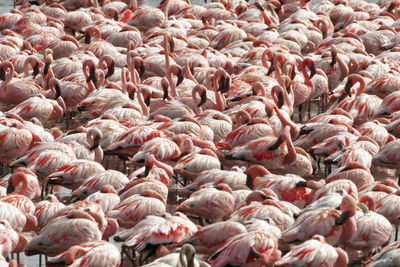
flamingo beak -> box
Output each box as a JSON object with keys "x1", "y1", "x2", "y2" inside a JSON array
[
  {"x1": 44, "y1": 62, "x2": 50, "y2": 76},
  {"x1": 277, "y1": 92, "x2": 284, "y2": 108},
  {"x1": 335, "y1": 211, "x2": 350, "y2": 225},
  {"x1": 218, "y1": 77, "x2": 230, "y2": 94},
  {"x1": 309, "y1": 64, "x2": 316, "y2": 79},
  {"x1": 0, "y1": 68, "x2": 5, "y2": 80},
  {"x1": 198, "y1": 90, "x2": 207, "y2": 107},
  {"x1": 33, "y1": 63, "x2": 39, "y2": 78},
  {"x1": 84, "y1": 33, "x2": 91, "y2": 44},
  {"x1": 144, "y1": 94, "x2": 151, "y2": 106},
  {"x1": 106, "y1": 62, "x2": 115, "y2": 78},
  {"x1": 54, "y1": 84, "x2": 61, "y2": 99},
  {"x1": 344, "y1": 80, "x2": 353, "y2": 97},
  {"x1": 267, "y1": 62, "x2": 275, "y2": 76},
  {"x1": 176, "y1": 69, "x2": 184, "y2": 86},
  {"x1": 330, "y1": 51, "x2": 337, "y2": 67},
  {"x1": 163, "y1": 84, "x2": 169, "y2": 100},
  {"x1": 268, "y1": 137, "x2": 283, "y2": 151},
  {"x1": 144, "y1": 165, "x2": 151, "y2": 177}
]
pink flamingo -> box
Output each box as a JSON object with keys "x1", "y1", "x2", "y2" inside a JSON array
[
  {"x1": 326, "y1": 161, "x2": 375, "y2": 190},
  {"x1": 0, "y1": 201, "x2": 37, "y2": 233},
  {"x1": 6, "y1": 167, "x2": 40, "y2": 200},
  {"x1": 216, "y1": 110, "x2": 274, "y2": 150},
  {"x1": 0, "y1": 61, "x2": 47, "y2": 105},
  {"x1": 83, "y1": 185, "x2": 120, "y2": 214},
  {"x1": 179, "y1": 221, "x2": 247, "y2": 255},
  {"x1": 7, "y1": 77, "x2": 66, "y2": 122},
  {"x1": 48, "y1": 159, "x2": 106, "y2": 190},
  {"x1": 0, "y1": 121, "x2": 42, "y2": 167},
  {"x1": 122, "y1": 213, "x2": 198, "y2": 264},
  {"x1": 275, "y1": 235, "x2": 349, "y2": 267},
  {"x1": 47, "y1": 240, "x2": 121, "y2": 267},
  {"x1": 24, "y1": 209, "x2": 102, "y2": 257},
  {"x1": 1, "y1": 193, "x2": 35, "y2": 215},
  {"x1": 107, "y1": 189, "x2": 166, "y2": 228},
  {"x1": 11, "y1": 141, "x2": 77, "y2": 177},
  {"x1": 183, "y1": 168, "x2": 247, "y2": 193},
  {"x1": 346, "y1": 195, "x2": 392, "y2": 258},
  {"x1": 208, "y1": 231, "x2": 281, "y2": 267},
  {"x1": 119, "y1": 178, "x2": 168, "y2": 203},
  {"x1": 177, "y1": 183, "x2": 234, "y2": 223},
  {"x1": 72, "y1": 169, "x2": 129, "y2": 200},
  {"x1": 225, "y1": 126, "x2": 297, "y2": 171},
  {"x1": 130, "y1": 137, "x2": 181, "y2": 164},
  {"x1": 34, "y1": 194, "x2": 65, "y2": 228},
  {"x1": 281, "y1": 194, "x2": 358, "y2": 246}
]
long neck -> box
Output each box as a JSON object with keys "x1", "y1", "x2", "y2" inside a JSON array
[
  {"x1": 167, "y1": 67, "x2": 178, "y2": 98},
  {"x1": 1, "y1": 62, "x2": 14, "y2": 89},
  {"x1": 302, "y1": 61, "x2": 315, "y2": 96},
  {"x1": 335, "y1": 53, "x2": 349, "y2": 80},
  {"x1": 354, "y1": 76, "x2": 366, "y2": 96},
  {"x1": 191, "y1": 85, "x2": 203, "y2": 115},
  {"x1": 283, "y1": 129, "x2": 297, "y2": 165},
  {"x1": 154, "y1": 158, "x2": 174, "y2": 179},
  {"x1": 137, "y1": 89, "x2": 149, "y2": 119},
  {"x1": 11, "y1": 173, "x2": 28, "y2": 195},
  {"x1": 64, "y1": 247, "x2": 89, "y2": 265},
  {"x1": 273, "y1": 105, "x2": 299, "y2": 140}
]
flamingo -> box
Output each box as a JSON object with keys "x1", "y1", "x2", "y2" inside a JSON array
[
  {"x1": 281, "y1": 194, "x2": 358, "y2": 246},
  {"x1": 72, "y1": 169, "x2": 129, "y2": 200},
  {"x1": 225, "y1": 126, "x2": 297, "y2": 171},
  {"x1": 142, "y1": 243, "x2": 210, "y2": 267},
  {"x1": 119, "y1": 178, "x2": 168, "y2": 204},
  {"x1": 177, "y1": 183, "x2": 234, "y2": 223},
  {"x1": 34, "y1": 194, "x2": 65, "y2": 228},
  {"x1": 0, "y1": 61, "x2": 47, "y2": 105},
  {"x1": 346, "y1": 196, "x2": 392, "y2": 257},
  {"x1": 179, "y1": 221, "x2": 247, "y2": 255},
  {"x1": 7, "y1": 77, "x2": 66, "y2": 122},
  {"x1": 107, "y1": 189, "x2": 166, "y2": 228},
  {"x1": 47, "y1": 240, "x2": 121, "y2": 267},
  {"x1": 48, "y1": 159, "x2": 106, "y2": 190},
  {"x1": 24, "y1": 209, "x2": 102, "y2": 257},
  {"x1": 6, "y1": 167, "x2": 41, "y2": 200},
  {"x1": 208, "y1": 231, "x2": 281, "y2": 267},
  {"x1": 122, "y1": 213, "x2": 198, "y2": 264},
  {"x1": 274, "y1": 235, "x2": 349, "y2": 267}
]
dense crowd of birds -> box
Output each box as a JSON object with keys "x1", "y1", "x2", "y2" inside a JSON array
[{"x1": 1, "y1": 0, "x2": 400, "y2": 266}]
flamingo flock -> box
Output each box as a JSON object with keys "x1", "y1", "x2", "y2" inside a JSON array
[{"x1": 1, "y1": 0, "x2": 400, "y2": 266}]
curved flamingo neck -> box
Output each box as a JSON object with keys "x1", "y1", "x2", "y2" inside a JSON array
[
  {"x1": 273, "y1": 105, "x2": 299, "y2": 140},
  {"x1": 273, "y1": 54, "x2": 286, "y2": 82},
  {"x1": 301, "y1": 59, "x2": 315, "y2": 95},
  {"x1": 23, "y1": 56, "x2": 39, "y2": 78},
  {"x1": 137, "y1": 88, "x2": 149, "y2": 119},
  {"x1": 331, "y1": 48, "x2": 349, "y2": 80},
  {"x1": 252, "y1": 82, "x2": 267, "y2": 97},
  {"x1": 191, "y1": 85, "x2": 204, "y2": 115},
  {"x1": 9, "y1": 172, "x2": 28, "y2": 196},
  {"x1": 213, "y1": 69, "x2": 228, "y2": 111},
  {"x1": 153, "y1": 157, "x2": 174, "y2": 178},
  {"x1": 64, "y1": 246, "x2": 89, "y2": 265},
  {"x1": 261, "y1": 48, "x2": 274, "y2": 69},
  {"x1": 166, "y1": 65, "x2": 179, "y2": 98},
  {"x1": 350, "y1": 74, "x2": 366, "y2": 96},
  {"x1": 282, "y1": 126, "x2": 296, "y2": 164},
  {"x1": 1, "y1": 61, "x2": 14, "y2": 87}
]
